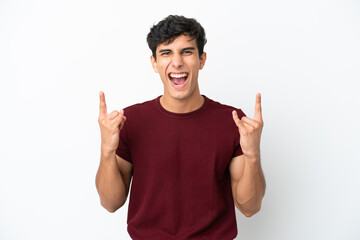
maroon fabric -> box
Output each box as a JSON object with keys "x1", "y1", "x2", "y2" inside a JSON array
[{"x1": 116, "y1": 95, "x2": 245, "y2": 240}]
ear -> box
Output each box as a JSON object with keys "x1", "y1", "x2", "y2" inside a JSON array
[
  {"x1": 150, "y1": 55, "x2": 159, "y2": 73},
  {"x1": 199, "y1": 52, "x2": 207, "y2": 70}
]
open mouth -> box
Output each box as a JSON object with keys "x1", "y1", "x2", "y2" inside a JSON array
[{"x1": 168, "y1": 72, "x2": 188, "y2": 86}]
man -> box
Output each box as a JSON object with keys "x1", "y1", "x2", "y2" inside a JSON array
[{"x1": 96, "y1": 15, "x2": 266, "y2": 240}]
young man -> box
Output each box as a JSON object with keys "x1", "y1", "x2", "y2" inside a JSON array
[{"x1": 96, "y1": 15, "x2": 266, "y2": 240}]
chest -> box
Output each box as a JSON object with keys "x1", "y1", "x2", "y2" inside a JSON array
[{"x1": 128, "y1": 116, "x2": 236, "y2": 181}]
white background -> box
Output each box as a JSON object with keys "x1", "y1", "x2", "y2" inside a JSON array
[{"x1": 1, "y1": 0, "x2": 359, "y2": 239}]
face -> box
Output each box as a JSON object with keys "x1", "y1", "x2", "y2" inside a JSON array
[{"x1": 151, "y1": 34, "x2": 206, "y2": 102}]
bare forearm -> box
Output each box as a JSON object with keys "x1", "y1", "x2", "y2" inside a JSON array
[
  {"x1": 95, "y1": 151, "x2": 126, "y2": 212},
  {"x1": 235, "y1": 157, "x2": 266, "y2": 216}
]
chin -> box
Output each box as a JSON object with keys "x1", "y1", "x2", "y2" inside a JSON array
[{"x1": 169, "y1": 92, "x2": 189, "y2": 100}]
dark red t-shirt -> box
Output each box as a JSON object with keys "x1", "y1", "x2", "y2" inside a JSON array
[{"x1": 116, "y1": 95, "x2": 245, "y2": 240}]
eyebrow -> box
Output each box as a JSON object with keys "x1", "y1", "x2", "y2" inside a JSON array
[
  {"x1": 159, "y1": 49, "x2": 171, "y2": 53},
  {"x1": 158, "y1": 47, "x2": 196, "y2": 53},
  {"x1": 181, "y1": 47, "x2": 196, "y2": 51}
]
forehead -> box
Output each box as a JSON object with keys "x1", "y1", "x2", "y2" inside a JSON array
[{"x1": 156, "y1": 34, "x2": 198, "y2": 52}]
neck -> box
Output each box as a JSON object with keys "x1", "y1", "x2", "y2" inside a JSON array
[{"x1": 160, "y1": 92, "x2": 204, "y2": 114}]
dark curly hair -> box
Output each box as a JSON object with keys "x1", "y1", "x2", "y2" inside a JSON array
[{"x1": 147, "y1": 15, "x2": 207, "y2": 60}]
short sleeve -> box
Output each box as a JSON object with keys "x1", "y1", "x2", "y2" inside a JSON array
[
  {"x1": 116, "y1": 121, "x2": 132, "y2": 163},
  {"x1": 232, "y1": 108, "x2": 246, "y2": 158}
]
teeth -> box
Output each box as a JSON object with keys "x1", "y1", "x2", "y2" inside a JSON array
[{"x1": 170, "y1": 73, "x2": 188, "y2": 78}]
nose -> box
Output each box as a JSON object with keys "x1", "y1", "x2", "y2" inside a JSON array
[{"x1": 171, "y1": 53, "x2": 183, "y2": 68}]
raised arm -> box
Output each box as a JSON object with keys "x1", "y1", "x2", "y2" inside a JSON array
[
  {"x1": 95, "y1": 91, "x2": 133, "y2": 213},
  {"x1": 229, "y1": 93, "x2": 266, "y2": 217}
]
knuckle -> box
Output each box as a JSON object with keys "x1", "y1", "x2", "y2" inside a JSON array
[
  {"x1": 112, "y1": 119, "x2": 122, "y2": 128},
  {"x1": 115, "y1": 115, "x2": 123, "y2": 122},
  {"x1": 240, "y1": 129, "x2": 248, "y2": 135},
  {"x1": 110, "y1": 111, "x2": 119, "y2": 118}
]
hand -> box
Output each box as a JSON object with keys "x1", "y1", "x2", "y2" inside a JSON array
[
  {"x1": 232, "y1": 93, "x2": 264, "y2": 161},
  {"x1": 98, "y1": 91, "x2": 127, "y2": 154}
]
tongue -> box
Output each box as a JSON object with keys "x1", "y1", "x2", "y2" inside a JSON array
[{"x1": 173, "y1": 77, "x2": 186, "y2": 85}]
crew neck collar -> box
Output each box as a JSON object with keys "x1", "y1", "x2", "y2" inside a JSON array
[{"x1": 155, "y1": 95, "x2": 210, "y2": 119}]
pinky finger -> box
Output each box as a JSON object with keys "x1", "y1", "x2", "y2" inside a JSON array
[{"x1": 119, "y1": 119, "x2": 125, "y2": 130}]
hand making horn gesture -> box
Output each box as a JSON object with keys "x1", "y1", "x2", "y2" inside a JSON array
[
  {"x1": 98, "y1": 91, "x2": 127, "y2": 154},
  {"x1": 232, "y1": 93, "x2": 264, "y2": 161}
]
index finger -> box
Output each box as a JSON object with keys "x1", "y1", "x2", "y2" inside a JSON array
[
  {"x1": 99, "y1": 91, "x2": 107, "y2": 116},
  {"x1": 253, "y1": 93, "x2": 262, "y2": 121}
]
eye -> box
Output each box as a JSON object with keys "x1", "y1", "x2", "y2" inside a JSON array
[
  {"x1": 161, "y1": 51, "x2": 171, "y2": 56},
  {"x1": 183, "y1": 50, "x2": 192, "y2": 55}
]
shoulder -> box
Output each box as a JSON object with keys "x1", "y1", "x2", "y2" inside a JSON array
[
  {"x1": 123, "y1": 96, "x2": 159, "y2": 118},
  {"x1": 206, "y1": 96, "x2": 246, "y2": 118}
]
